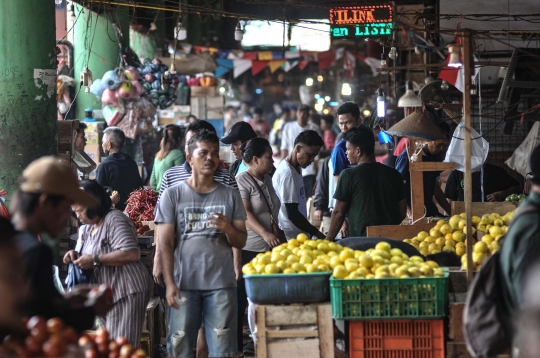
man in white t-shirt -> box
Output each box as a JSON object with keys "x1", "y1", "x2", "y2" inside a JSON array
[
  {"x1": 280, "y1": 105, "x2": 323, "y2": 198},
  {"x1": 274, "y1": 130, "x2": 326, "y2": 240}
]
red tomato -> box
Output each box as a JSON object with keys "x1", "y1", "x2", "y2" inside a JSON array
[
  {"x1": 26, "y1": 316, "x2": 46, "y2": 333},
  {"x1": 42, "y1": 336, "x2": 67, "y2": 358},
  {"x1": 109, "y1": 352, "x2": 120, "y2": 358},
  {"x1": 115, "y1": 337, "x2": 129, "y2": 347},
  {"x1": 130, "y1": 349, "x2": 146, "y2": 358},
  {"x1": 109, "y1": 341, "x2": 120, "y2": 352},
  {"x1": 98, "y1": 342, "x2": 110, "y2": 356},
  {"x1": 62, "y1": 327, "x2": 78, "y2": 345},
  {"x1": 96, "y1": 327, "x2": 110, "y2": 341},
  {"x1": 30, "y1": 327, "x2": 48, "y2": 343},
  {"x1": 46, "y1": 318, "x2": 64, "y2": 334},
  {"x1": 78, "y1": 335, "x2": 94, "y2": 347},
  {"x1": 119, "y1": 344, "x2": 134, "y2": 358},
  {"x1": 14, "y1": 346, "x2": 30, "y2": 358},
  {"x1": 24, "y1": 336, "x2": 41, "y2": 355},
  {"x1": 85, "y1": 347, "x2": 98, "y2": 358},
  {"x1": 95, "y1": 335, "x2": 108, "y2": 346}
]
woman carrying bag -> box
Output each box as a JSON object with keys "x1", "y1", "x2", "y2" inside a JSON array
[
  {"x1": 235, "y1": 138, "x2": 286, "y2": 354},
  {"x1": 63, "y1": 180, "x2": 153, "y2": 347}
]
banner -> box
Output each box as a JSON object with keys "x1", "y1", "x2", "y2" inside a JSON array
[
  {"x1": 233, "y1": 59, "x2": 252, "y2": 78},
  {"x1": 269, "y1": 60, "x2": 286, "y2": 73},
  {"x1": 251, "y1": 61, "x2": 269, "y2": 75}
]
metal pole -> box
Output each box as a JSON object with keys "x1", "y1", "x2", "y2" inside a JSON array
[{"x1": 462, "y1": 30, "x2": 474, "y2": 284}]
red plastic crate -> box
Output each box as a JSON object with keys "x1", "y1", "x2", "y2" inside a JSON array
[{"x1": 350, "y1": 320, "x2": 445, "y2": 358}]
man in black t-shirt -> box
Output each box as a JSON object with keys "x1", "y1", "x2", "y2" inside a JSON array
[{"x1": 445, "y1": 163, "x2": 520, "y2": 202}]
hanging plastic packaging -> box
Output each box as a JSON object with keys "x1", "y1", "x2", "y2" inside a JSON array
[{"x1": 445, "y1": 123, "x2": 489, "y2": 172}]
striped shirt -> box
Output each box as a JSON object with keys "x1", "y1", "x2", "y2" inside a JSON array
[
  {"x1": 158, "y1": 162, "x2": 239, "y2": 199},
  {"x1": 77, "y1": 210, "x2": 153, "y2": 303}
]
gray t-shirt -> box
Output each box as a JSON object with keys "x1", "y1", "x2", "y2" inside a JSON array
[
  {"x1": 272, "y1": 160, "x2": 307, "y2": 240},
  {"x1": 236, "y1": 171, "x2": 281, "y2": 252},
  {"x1": 154, "y1": 181, "x2": 246, "y2": 290}
]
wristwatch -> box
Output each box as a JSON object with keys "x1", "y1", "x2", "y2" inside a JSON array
[{"x1": 93, "y1": 254, "x2": 101, "y2": 267}]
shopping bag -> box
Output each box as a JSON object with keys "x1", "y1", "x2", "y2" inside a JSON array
[{"x1": 444, "y1": 123, "x2": 489, "y2": 172}]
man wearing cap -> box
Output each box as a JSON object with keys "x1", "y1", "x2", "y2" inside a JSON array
[
  {"x1": 11, "y1": 156, "x2": 113, "y2": 332},
  {"x1": 221, "y1": 121, "x2": 257, "y2": 177},
  {"x1": 500, "y1": 143, "x2": 540, "y2": 317}
]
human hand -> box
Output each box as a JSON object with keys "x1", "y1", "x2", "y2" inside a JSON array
[
  {"x1": 63, "y1": 250, "x2": 79, "y2": 264},
  {"x1": 153, "y1": 255, "x2": 164, "y2": 286},
  {"x1": 166, "y1": 285, "x2": 182, "y2": 310},
  {"x1": 340, "y1": 220, "x2": 349, "y2": 238},
  {"x1": 208, "y1": 212, "x2": 231, "y2": 232},
  {"x1": 73, "y1": 254, "x2": 94, "y2": 270},
  {"x1": 110, "y1": 191, "x2": 120, "y2": 206},
  {"x1": 262, "y1": 232, "x2": 282, "y2": 248},
  {"x1": 486, "y1": 192, "x2": 504, "y2": 202},
  {"x1": 314, "y1": 210, "x2": 323, "y2": 221}
]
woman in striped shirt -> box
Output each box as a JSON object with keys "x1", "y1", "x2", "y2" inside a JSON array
[{"x1": 64, "y1": 180, "x2": 153, "y2": 347}]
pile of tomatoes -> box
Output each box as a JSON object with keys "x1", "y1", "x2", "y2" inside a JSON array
[{"x1": 1, "y1": 317, "x2": 146, "y2": 358}]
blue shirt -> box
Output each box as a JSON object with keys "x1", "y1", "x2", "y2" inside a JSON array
[
  {"x1": 331, "y1": 139, "x2": 354, "y2": 177},
  {"x1": 395, "y1": 150, "x2": 442, "y2": 217},
  {"x1": 237, "y1": 161, "x2": 248, "y2": 175}
]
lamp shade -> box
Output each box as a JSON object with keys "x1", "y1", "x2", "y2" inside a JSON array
[
  {"x1": 386, "y1": 111, "x2": 446, "y2": 141},
  {"x1": 398, "y1": 81, "x2": 422, "y2": 108}
]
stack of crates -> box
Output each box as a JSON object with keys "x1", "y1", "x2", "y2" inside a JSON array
[{"x1": 329, "y1": 272, "x2": 449, "y2": 358}]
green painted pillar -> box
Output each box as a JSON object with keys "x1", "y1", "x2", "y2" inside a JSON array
[
  {"x1": 0, "y1": 0, "x2": 57, "y2": 197},
  {"x1": 73, "y1": 4, "x2": 129, "y2": 119}
]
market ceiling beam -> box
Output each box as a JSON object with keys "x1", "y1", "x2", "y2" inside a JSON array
[{"x1": 378, "y1": 61, "x2": 509, "y2": 72}]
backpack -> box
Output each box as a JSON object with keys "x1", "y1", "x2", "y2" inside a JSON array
[{"x1": 463, "y1": 203, "x2": 540, "y2": 357}]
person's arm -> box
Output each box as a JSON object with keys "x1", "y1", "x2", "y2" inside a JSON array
[
  {"x1": 173, "y1": 150, "x2": 185, "y2": 166},
  {"x1": 150, "y1": 163, "x2": 158, "y2": 189},
  {"x1": 210, "y1": 214, "x2": 247, "y2": 249},
  {"x1": 433, "y1": 183, "x2": 451, "y2": 216},
  {"x1": 280, "y1": 124, "x2": 290, "y2": 160},
  {"x1": 313, "y1": 159, "x2": 329, "y2": 221},
  {"x1": 285, "y1": 203, "x2": 325, "y2": 239},
  {"x1": 326, "y1": 200, "x2": 349, "y2": 242},
  {"x1": 242, "y1": 198, "x2": 282, "y2": 248},
  {"x1": 158, "y1": 223, "x2": 182, "y2": 309},
  {"x1": 487, "y1": 186, "x2": 521, "y2": 202}
]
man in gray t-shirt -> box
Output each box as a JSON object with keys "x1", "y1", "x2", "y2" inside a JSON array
[{"x1": 156, "y1": 130, "x2": 247, "y2": 358}]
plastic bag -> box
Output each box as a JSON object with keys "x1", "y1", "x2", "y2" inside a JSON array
[
  {"x1": 505, "y1": 121, "x2": 540, "y2": 177},
  {"x1": 444, "y1": 123, "x2": 489, "y2": 172}
]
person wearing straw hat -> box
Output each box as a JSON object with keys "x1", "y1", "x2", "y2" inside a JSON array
[{"x1": 11, "y1": 156, "x2": 113, "y2": 332}]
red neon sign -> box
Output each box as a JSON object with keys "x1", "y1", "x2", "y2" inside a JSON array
[{"x1": 329, "y1": 5, "x2": 393, "y2": 25}]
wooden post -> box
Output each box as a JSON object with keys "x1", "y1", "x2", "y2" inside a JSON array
[
  {"x1": 462, "y1": 30, "x2": 474, "y2": 284},
  {"x1": 410, "y1": 140, "x2": 426, "y2": 222}
]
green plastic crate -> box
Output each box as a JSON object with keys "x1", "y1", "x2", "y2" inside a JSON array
[{"x1": 330, "y1": 271, "x2": 449, "y2": 320}]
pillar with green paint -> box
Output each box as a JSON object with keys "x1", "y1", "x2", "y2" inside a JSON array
[
  {"x1": 0, "y1": 0, "x2": 57, "y2": 197},
  {"x1": 73, "y1": 4, "x2": 129, "y2": 119}
]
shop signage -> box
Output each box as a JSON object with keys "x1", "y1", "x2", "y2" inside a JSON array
[
  {"x1": 329, "y1": 5, "x2": 393, "y2": 25},
  {"x1": 329, "y1": 5, "x2": 393, "y2": 38}
]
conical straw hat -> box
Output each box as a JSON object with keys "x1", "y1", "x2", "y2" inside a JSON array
[{"x1": 387, "y1": 111, "x2": 445, "y2": 141}]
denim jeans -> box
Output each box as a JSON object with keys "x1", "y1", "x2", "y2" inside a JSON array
[{"x1": 167, "y1": 288, "x2": 238, "y2": 358}]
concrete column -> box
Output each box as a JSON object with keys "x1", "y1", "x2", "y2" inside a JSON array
[
  {"x1": 0, "y1": 0, "x2": 57, "y2": 196},
  {"x1": 73, "y1": 4, "x2": 129, "y2": 119}
]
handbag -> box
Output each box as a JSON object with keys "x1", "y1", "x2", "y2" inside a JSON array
[
  {"x1": 65, "y1": 235, "x2": 94, "y2": 291},
  {"x1": 246, "y1": 172, "x2": 287, "y2": 244}
]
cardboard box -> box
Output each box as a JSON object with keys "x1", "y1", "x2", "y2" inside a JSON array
[
  {"x1": 158, "y1": 105, "x2": 191, "y2": 126},
  {"x1": 86, "y1": 132, "x2": 100, "y2": 145},
  {"x1": 83, "y1": 121, "x2": 105, "y2": 133},
  {"x1": 84, "y1": 144, "x2": 102, "y2": 163},
  {"x1": 191, "y1": 96, "x2": 223, "y2": 120},
  {"x1": 190, "y1": 86, "x2": 217, "y2": 97}
]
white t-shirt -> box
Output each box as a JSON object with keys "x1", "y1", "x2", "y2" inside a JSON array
[
  {"x1": 280, "y1": 121, "x2": 322, "y2": 177},
  {"x1": 272, "y1": 160, "x2": 308, "y2": 240}
]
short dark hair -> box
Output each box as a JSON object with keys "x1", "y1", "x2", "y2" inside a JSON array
[
  {"x1": 77, "y1": 122, "x2": 87, "y2": 135},
  {"x1": 336, "y1": 101, "x2": 360, "y2": 120},
  {"x1": 187, "y1": 129, "x2": 220, "y2": 155},
  {"x1": 186, "y1": 120, "x2": 216, "y2": 135},
  {"x1": 187, "y1": 114, "x2": 198, "y2": 121},
  {"x1": 321, "y1": 115, "x2": 334, "y2": 126},
  {"x1": 344, "y1": 125, "x2": 375, "y2": 155},
  {"x1": 12, "y1": 191, "x2": 65, "y2": 216},
  {"x1": 254, "y1": 107, "x2": 264, "y2": 116},
  {"x1": 298, "y1": 105, "x2": 311, "y2": 114},
  {"x1": 293, "y1": 130, "x2": 324, "y2": 148},
  {"x1": 426, "y1": 252, "x2": 461, "y2": 267},
  {"x1": 240, "y1": 138, "x2": 272, "y2": 164},
  {"x1": 80, "y1": 180, "x2": 112, "y2": 219}
]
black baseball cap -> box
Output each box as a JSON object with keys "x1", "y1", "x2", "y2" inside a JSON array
[{"x1": 221, "y1": 122, "x2": 257, "y2": 144}]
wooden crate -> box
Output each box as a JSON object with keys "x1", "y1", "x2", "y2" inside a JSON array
[
  {"x1": 450, "y1": 201, "x2": 518, "y2": 217},
  {"x1": 255, "y1": 303, "x2": 334, "y2": 358},
  {"x1": 142, "y1": 297, "x2": 161, "y2": 358},
  {"x1": 366, "y1": 223, "x2": 437, "y2": 240}
]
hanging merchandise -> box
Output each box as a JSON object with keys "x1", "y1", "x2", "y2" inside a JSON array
[
  {"x1": 0, "y1": 189, "x2": 9, "y2": 219},
  {"x1": 117, "y1": 97, "x2": 156, "y2": 140},
  {"x1": 445, "y1": 123, "x2": 489, "y2": 172}
]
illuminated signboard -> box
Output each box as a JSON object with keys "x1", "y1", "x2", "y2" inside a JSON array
[
  {"x1": 329, "y1": 5, "x2": 393, "y2": 25},
  {"x1": 332, "y1": 23, "x2": 393, "y2": 38},
  {"x1": 329, "y1": 5, "x2": 393, "y2": 38}
]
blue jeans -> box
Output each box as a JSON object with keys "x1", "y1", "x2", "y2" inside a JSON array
[{"x1": 167, "y1": 288, "x2": 238, "y2": 358}]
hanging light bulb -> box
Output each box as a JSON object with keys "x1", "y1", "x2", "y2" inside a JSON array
[
  {"x1": 398, "y1": 81, "x2": 422, "y2": 108},
  {"x1": 440, "y1": 80, "x2": 449, "y2": 91},
  {"x1": 317, "y1": 75, "x2": 324, "y2": 82},
  {"x1": 234, "y1": 22, "x2": 244, "y2": 42},
  {"x1": 174, "y1": 22, "x2": 187, "y2": 41},
  {"x1": 70, "y1": 4, "x2": 76, "y2": 19},
  {"x1": 447, "y1": 43, "x2": 462, "y2": 68},
  {"x1": 376, "y1": 89, "x2": 386, "y2": 118},
  {"x1": 380, "y1": 59, "x2": 388, "y2": 75},
  {"x1": 305, "y1": 78, "x2": 314, "y2": 87},
  {"x1": 341, "y1": 83, "x2": 352, "y2": 96},
  {"x1": 388, "y1": 47, "x2": 398, "y2": 60}
]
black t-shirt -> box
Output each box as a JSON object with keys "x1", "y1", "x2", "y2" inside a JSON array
[
  {"x1": 445, "y1": 164, "x2": 519, "y2": 202},
  {"x1": 339, "y1": 237, "x2": 421, "y2": 257}
]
